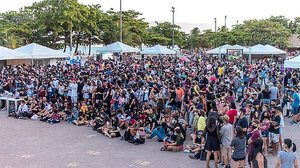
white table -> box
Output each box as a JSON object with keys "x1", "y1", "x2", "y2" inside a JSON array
[
  {"x1": 7, "y1": 98, "x2": 24, "y2": 113},
  {"x1": 0, "y1": 97, "x2": 23, "y2": 113}
]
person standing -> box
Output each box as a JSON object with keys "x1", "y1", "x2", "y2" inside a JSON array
[
  {"x1": 275, "y1": 138, "x2": 298, "y2": 168},
  {"x1": 70, "y1": 79, "x2": 78, "y2": 104},
  {"x1": 231, "y1": 126, "x2": 247, "y2": 168},
  {"x1": 290, "y1": 87, "x2": 299, "y2": 125},
  {"x1": 202, "y1": 116, "x2": 220, "y2": 168},
  {"x1": 219, "y1": 115, "x2": 233, "y2": 168},
  {"x1": 251, "y1": 138, "x2": 268, "y2": 168}
]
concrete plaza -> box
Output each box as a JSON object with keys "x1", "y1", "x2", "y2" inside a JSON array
[{"x1": 0, "y1": 112, "x2": 299, "y2": 168}]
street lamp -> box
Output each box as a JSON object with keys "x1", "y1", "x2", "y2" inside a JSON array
[
  {"x1": 120, "y1": 0, "x2": 123, "y2": 42},
  {"x1": 171, "y1": 7, "x2": 175, "y2": 49},
  {"x1": 214, "y1": 18, "x2": 217, "y2": 32},
  {"x1": 224, "y1": 15, "x2": 227, "y2": 28}
]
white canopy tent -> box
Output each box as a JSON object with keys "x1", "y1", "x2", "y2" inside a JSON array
[
  {"x1": 97, "y1": 41, "x2": 139, "y2": 53},
  {"x1": 15, "y1": 43, "x2": 68, "y2": 59},
  {"x1": 0, "y1": 46, "x2": 32, "y2": 60},
  {"x1": 244, "y1": 44, "x2": 285, "y2": 55},
  {"x1": 206, "y1": 44, "x2": 233, "y2": 54},
  {"x1": 264, "y1": 45, "x2": 286, "y2": 55},
  {"x1": 140, "y1": 45, "x2": 176, "y2": 55},
  {"x1": 284, "y1": 55, "x2": 300, "y2": 68}
]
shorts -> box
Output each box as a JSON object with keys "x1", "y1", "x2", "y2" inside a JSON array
[
  {"x1": 270, "y1": 132, "x2": 280, "y2": 143},
  {"x1": 221, "y1": 146, "x2": 231, "y2": 156},
  {"x1": 292, "y1": 106, "x2": 299, "y2": 115},
  {"x1": 232, "y1": 157, "x2": 245, "y2": 162},
  {"x1": 261, "y1": 130, "x2": 269, "y2": 138},
  {"x1": 263, "y1": 99, "x2": 271, "y2": 104}
]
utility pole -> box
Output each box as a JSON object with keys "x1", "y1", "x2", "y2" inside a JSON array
[
  {"x1": 224, "y1": 15, "x2": 227, "y2": 28},
  {"x1": 120, "y1": 0, "x2": 123, "y2": 42},
  {"x1": 214, "y1": 18, "x2": 217, "y2": 32},
  {"x1": 171, "y1": 7, "x2": 175, "y2": 49},
  {"x1": 70, "y1": 21, "x2": 72, "y2": 59}
]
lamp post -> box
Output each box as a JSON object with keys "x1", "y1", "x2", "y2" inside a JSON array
[
  {"x1": 214, "y1": 18, "x2": 217, "y2": 32},
  {"x1": 70, "y1": 22, "x2": 72, "y2": 60},
  {"x1": 224, "y1": 15, "x2": 227, "y2": 28},
  {"x1": 120, "y1": 0, "x2": 123, "y2": 43},
  {"x1": 171, "y1": 7, "x2": 175, "y2": 49}
]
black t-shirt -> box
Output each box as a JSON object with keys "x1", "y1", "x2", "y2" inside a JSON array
[
  {"x1": 262, "y1": 90, "x2": 271, "y2": 99},
  {"x1": 236, "y1": 117, "x2": 248, "y2": 132},
  {"x1": 208, "y1": 111, "x2": 219, "y2": 121},
  {"x1": 269, "y1": 115, "x2": 280, "y2": 134}
]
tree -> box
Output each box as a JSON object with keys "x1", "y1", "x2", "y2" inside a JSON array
[{"x1": 144, "y1": 21, "x2": 185, "y2": 47}]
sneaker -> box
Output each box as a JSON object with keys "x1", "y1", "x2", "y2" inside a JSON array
[
  {"x1": 184, "y1": 149, "x2": 191, "y2": 153},
  {"x1": 218, "y1": 161, "x2": 224, "y2": 166},
  {"x1": 290, "y1": 121, "x2": 297, "y2": 125},
  {"x1": 189, "y1": 155, "x2": 197, "y2": 159}
]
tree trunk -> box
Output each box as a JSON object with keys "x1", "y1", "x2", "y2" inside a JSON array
[
  {"x1": 88, "y1": 36, "x2": 92, "y2": 56},
  {"x1": 74, "y1": 35, "x2": 80, "y2": 54},
  {"x1": 63, "y1": 34, "x2": 67, "y2": 52}
]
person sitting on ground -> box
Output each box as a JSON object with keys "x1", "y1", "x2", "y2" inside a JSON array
[
  {"x1": 185, "y1": 131, "x2": 204, "y2": 154},
  {"x1": 160, "y1": 127, "x2": 184, "y2": 152},
  {"x1": 47, "y1": 110, "x2": 61, "y2": 124},
  {"x1": 16, "y1": 100, "x2": 29, "y2": 119},
  {"x1": 73, "y1": 112, "x2": 88, "y2": 126},
  {"x1": 123, "y1": 120, "x2": 146, "y2": 145},
  {"x1": 147, "y1": 122, "x2": 168, "y2": 142},
  {"x1": 39, "y1": 102, "x2": 53, "y2": 122}
]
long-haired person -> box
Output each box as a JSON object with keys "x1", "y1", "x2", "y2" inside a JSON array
[
  {"x1": 251, "y1": 138, "x2": 267, "y2": 168},
  {"x1": 230, "y1": 126, "x2": 246, "y2": 168},
  {"x1": 202, "y1": 116, "x2": 220, "y2": 168},
  {"x1": 275, "y1": 138, "x2": 298, "y2": 168}
]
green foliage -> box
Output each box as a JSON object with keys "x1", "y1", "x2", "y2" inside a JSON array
[{"x1": 145, "y1": 22, "x2": 186, "y2": 48}]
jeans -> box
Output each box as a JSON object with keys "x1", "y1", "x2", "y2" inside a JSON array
[
  {"x1": 189, "y1": 112, "x2": 194, "y2": 127},
  {"x1": 150, "y1": 127, "x2": 166, "y2": 140}
]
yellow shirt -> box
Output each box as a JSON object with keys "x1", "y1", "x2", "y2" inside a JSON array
[
  {"x1": 217, "y1": 67, "x2": 225, "y2": 76},
  {"x1": 197, "y1": 116, "x2": 206, "y2": 131}
]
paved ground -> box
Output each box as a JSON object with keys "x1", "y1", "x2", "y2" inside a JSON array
[{"x1": 0, "y1": 112, "x2": 299, "y2": 168}]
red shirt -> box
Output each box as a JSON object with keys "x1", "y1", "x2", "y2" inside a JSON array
[{"x1": 227, "y1": 109, "x2": 237, "y2": 124}]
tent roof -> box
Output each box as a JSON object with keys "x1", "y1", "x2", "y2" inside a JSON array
[
  {"x1": 15, "y1": 43, "x2": 68, "y2": 59},
  {"x1": 284, "y1": 55, "x2": 300, "y2": 68},
  {"x1": 0, "y1": 46, "x2": 32, "y2": 60},
  {"x1": 244, "y1": 44, "x2": 285, "y2": 55},
  {"x1": 264, "y1": 45, "x2": 286, "y2": 54},
  {"x1": 206, "y1": 44, "x2": 233, "y2": 54},
  {"x1": 97, "y1": 41, "x2": 139, "y2": 53},
  {"x1": 140, "y1": 45, "x2": 176, "y2": 55}
]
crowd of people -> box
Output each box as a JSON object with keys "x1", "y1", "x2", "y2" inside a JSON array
[{"x1": 0, "y1": 54, "x2": 299, "y2": 168}]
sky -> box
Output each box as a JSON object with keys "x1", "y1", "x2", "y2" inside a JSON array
[{"x1": 0, "y1": 0, "x2": 299, "y2": 32}]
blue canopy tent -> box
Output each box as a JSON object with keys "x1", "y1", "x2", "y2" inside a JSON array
[
  {"x1": 97, "y1": 41, "x2": 139, "y2": 53},
  {"x1": 140, "y1": 45, "x2": 176, "y2": 55}
]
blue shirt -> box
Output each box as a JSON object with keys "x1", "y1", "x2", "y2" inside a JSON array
[
  {"x1": 292, "y1": 92, "x2": 299, "y2": 108},
  {"x1": 278, "y1": 151, "x2": 297, "y2": 168}
]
